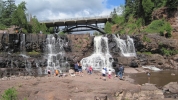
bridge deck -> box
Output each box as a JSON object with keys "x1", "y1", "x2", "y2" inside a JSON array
[{"x1": 40, "y1": 16, "x2": 112, "y2": 27}]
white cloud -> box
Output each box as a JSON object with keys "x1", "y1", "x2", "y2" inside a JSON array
[{"x1": 15, "y1": 0, "x2": 117, "y2": 21}]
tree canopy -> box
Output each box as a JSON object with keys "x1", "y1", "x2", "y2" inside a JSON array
[{"x1": 0, "y1": 0, "x2": 48, "y2": 33}]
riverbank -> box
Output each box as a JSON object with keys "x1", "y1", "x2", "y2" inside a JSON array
[{"x1": 0, "y1": 68, "x2": 177, "y2": 100}]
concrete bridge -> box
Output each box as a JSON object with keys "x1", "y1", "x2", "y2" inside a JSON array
[{"x1": 40, "y1": 15, "x2": 112, "y2": 34}]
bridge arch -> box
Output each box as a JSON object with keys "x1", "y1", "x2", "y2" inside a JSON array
[{"x1": 63, "y1": 25, "x2": 106, "y2": 34}]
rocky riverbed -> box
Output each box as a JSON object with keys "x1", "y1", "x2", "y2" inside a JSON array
[{"x1": 0, "y1": 67, "x2": 177, "y2": 100}]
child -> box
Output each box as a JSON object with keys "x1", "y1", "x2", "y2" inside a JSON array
[{"x1": 108, "y1": 69, "x2": 112, "y2": 79}]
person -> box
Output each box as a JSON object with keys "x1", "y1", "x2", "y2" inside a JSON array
[
  {"x1": 102, "y1": 68, "x2": 106, "y2": 81},
  {"x1": 108, "y1": 69, "x2": 112, "y2": 79},
  {"x1": 47, "y1": 69, "x2": 51, "y2": 77},
  {"x1": 89, "y1": 65, "x2": 93, "y2": 74},
  {"x1": 146, "y1": 71, "x2": 151, "y2": 83},
  {"x1": 118, "y1": 64, "x2": 124, "y2": 80},
  {"x1": 55, "y1": 69, "x2": 59, "y2": 76},
  {"x1": 74, "y1": 62, "x2": 79, "y2": 75},
  {"x1": 78, "y1": 61, "x2": 83, "y2": 76}
]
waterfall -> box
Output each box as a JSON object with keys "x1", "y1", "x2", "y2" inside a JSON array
[
  {"x1": 45, "y1": 34, "x2": 69, "y2": 74},
  {"x1": 20, "y1": 34, "x2": 26, "y2": 55},
  {"x1": 113, "y1": 34, "x2": 136, "y2": 57},
  {"x1": 81, "y1": 35, "x2": 113, "y2": 71}
]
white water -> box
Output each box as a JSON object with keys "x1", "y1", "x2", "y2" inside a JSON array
[
  {"x1": 45, "y1": 34, "x2": 69, "y2": 74},
  {"x1": 142, "y1": 65, "x2": 161, "y2": 71},
  {"x1": 81, "y1": 35, "x2": 113, "y2": 71},
  {"x1": 113, "y1": 34, "x2": 136, "y2": 57}
]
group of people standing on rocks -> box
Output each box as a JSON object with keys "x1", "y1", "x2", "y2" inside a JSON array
[{"x1": 47, "y1": 61, "x2": 125, "y2": 81}]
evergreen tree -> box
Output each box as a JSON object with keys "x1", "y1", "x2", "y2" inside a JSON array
[
  {"x1": 111, "y1": 8, "x2": 120, "y2": 24},
  {"x1": 31, "y1": 16, "x2": 41, "y2": 33},
  {"x1": 142, "y1": 0, "x2": 154, "y2": 25},
  {"x1": 104, "y1": 21, "x2": 112, "y2": 34}
]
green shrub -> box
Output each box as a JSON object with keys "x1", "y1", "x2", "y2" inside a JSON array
[
  {"x1": 160, "y1": 47, "x2": 178, "y2": 56},
  {"x1": 1, "y1": 87, "x2": 18, "y2": 100},
  {"x1": 143, "y1": 19, "x2": 172, "y2": 37},
  {"x1": 0, "y1": 24, "x2": 7, "y2": 30}
]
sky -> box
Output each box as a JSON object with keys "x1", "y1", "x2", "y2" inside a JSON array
[{"x1": 14, "y1": 0, "x2": 125, "y2": 21}]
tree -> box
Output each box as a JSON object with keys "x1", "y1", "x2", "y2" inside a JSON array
[
  {"x1": 40, "y1": 23, "x2": 47, "y2": 34},
  {"x1": 104, "y1": 21, "x2": 112, "y2": 34},
  {"x1": 0, "y1": 0, "x2": 16, "y2": 27},
  {"x1": 31, "y1": 16, "x2": 41, "y2": 33},
  {"x1": 111, "y1": 8, "x2": 119, "y2": 24},
  {"x1": 142, "y1": 0, "x2": 154, "y2": 25},
  {"x1": 166, "y1": 0, "x2": 178, "y2": 8},
  {"x1": 11, "y1": 2, "x2": 28, "y2": 28}
]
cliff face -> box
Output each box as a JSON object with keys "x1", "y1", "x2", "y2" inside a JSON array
[{"x1": 1, "y1": 33, "x2": 178, "y2": 77}]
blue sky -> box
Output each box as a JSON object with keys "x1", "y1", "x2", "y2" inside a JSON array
[
  {"x1": 107, "y1": 0, "x2": 125, "y2": 8},
  {"x1": 15, "y1": 0, "x2": 124, "y2": 21}
]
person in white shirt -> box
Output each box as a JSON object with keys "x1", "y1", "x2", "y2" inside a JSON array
[{"x1": 102, "y1": 68, "x2": 106, "y2": 81}]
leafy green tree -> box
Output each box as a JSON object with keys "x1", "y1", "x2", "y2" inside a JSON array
[
  {"x1": 11, "y1": 1, "x2": 28, "y2": 33},
  {"x1": 40, "y1": 23, "x2": 48, "y2": 34},
  {"x1": 111, "y1": 8, "x2": 120, "y2": 24},
  {"x1": 0, "y1": 0, "x2": 16, "y2": 27},
  {"x1": 31, "y1": 16, "x2": 41, "y2": 33},
  {"x1": 142, "y1": 0, "x2": 154, "y2": 25},
  {"x1": 104, "y1": 21, "x2": 112, "y2": 34}
]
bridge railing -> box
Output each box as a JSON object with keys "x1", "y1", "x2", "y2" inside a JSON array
[{"x1": 40, "y1": 15, "x2": 111, "y2": 23}]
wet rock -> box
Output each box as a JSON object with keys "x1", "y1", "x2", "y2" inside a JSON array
[{"x1": 163, "y1": 82, "x2": 178, "y2": 93}]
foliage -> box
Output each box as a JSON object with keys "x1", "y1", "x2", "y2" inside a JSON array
[
  {"x1": 143, "y1": 35, "x2": 151, "y2": 42},
  {"x1": 48, "y1": 27, "x2": 54, "y2": 34},
  {"x1": 104, "y1": 21, "x2": 112, "y2": 34},
  {"x1": 142, "y1": 0, "x2": 154, "y2": 24},
  {"x1": 111, "y1": 8, "x2": 120, "y2": 24},
  {"x1": 11, "y1": 1, "x2": 28, "y2": 29},
  {"x1": 166, "y1": 0, "x2": 178, "y2": 8},
  {"x1": 118, "y1": 15, "x2": 144, "y2": 34},
  {"x1": 59, "y1": 31, "x2": 65, "y2": 36},
  {"x1": 160, "y1": 47, "x2": 178, "y2": 56},
  {"x1": 143, "y1": 19, "x2": 172, "y2": 37},
  {"x1": 0, "y1": 0, "x2": 17, "y2": 27},
  {"x1": 93, "y1": 31, "x2": 101, "y2": 36},
  {"x1": 1, "y1": 87, "x2": 18, "y2": 100},
  {"x1": 40, "y1": 23, "x2": 47, "y2": 34}
]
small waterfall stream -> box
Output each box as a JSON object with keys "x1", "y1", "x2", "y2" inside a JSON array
[
  {"x1": 45, "y1": 34, "x2": 69, "y2": 74},
  {"x1": 113, "y1": 34, "x2": 136, "y2": 57}
]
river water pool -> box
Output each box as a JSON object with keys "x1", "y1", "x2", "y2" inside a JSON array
[{"x1": 129, "y1": 70, "x2": 178, "y2": 87}]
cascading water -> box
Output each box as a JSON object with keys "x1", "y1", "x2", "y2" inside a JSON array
[
  {"x1": 19, "y1": 34, "x2": 32, "y2": 74},
  {"x1": 45, "y1": 34, "x2": 69, "y2": 74},
  {"x1": 81, "y1": 35, "x2": 113, "y2": 71},
  {"x1": 113, "y1": 34, "x2": 136, "y2": 57}
]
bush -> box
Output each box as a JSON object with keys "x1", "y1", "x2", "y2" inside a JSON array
[
  {"x1": 143, "y1": 19, "x2": 172, "y2": 37},
  {"x1": 1, "y1": 87, "x2": 18, "y2": 100},
  {"x1": 160, "y1": 47, "x2": 178, "y2": 56}
]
